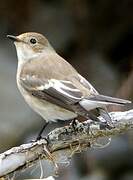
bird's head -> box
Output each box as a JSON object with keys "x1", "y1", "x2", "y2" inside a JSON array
[{"x1": 7, "y1": 32, "x2": 54, "y2": 62}]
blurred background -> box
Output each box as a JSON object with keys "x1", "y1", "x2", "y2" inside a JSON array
[{"x1": 0, "y1": 0, "x2": 133, "y2": 179}]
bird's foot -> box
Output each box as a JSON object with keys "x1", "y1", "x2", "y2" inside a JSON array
[
  {"x1": 36, "y1": 135, "x2": 42, "y2": 141},
  {"x1": 36, "y1": 122, "x2": 49, "y2": 141}
]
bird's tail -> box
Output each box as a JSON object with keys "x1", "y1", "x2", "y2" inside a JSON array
[
  {"x1": 97, "y1": 107, "x2": 113, "y2": 126},
  {"x1": 88, "y1": 94, "x2": 131, "y2": 105}
]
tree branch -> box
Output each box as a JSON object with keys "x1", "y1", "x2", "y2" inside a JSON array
[{"x1": 0, "y1": 109, "x2": 133, "y2": 178}]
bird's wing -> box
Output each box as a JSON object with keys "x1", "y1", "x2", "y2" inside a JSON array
[
  {"x1": 20, "y1": 75, "x2": 103, "y2": 120},
  {"x1": 20, "y1": 75, "x2": 83, "y2": 107},
  {"x1": 20, "y1": 73, "x2": 131, "y2": 110}
]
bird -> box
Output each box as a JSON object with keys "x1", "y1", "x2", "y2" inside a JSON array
[{"x1": 7, "y1": 32, "x2": 131, "y2": 139}]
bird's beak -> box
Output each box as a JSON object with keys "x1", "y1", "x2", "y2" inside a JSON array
[{"x1": 7, "y1": 35, "x2": 21, "y2": 42}]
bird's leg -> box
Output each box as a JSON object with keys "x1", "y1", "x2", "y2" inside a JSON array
[{"x1": 36, "y1": 122, "x2": 49, "y2": 141}]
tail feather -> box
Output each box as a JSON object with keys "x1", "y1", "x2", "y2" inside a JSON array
[{"x1": 88, "y1": 94, "x2": 131, "y2": 105}]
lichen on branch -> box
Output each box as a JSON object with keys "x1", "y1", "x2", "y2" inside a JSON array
[{"x1": 0, "y1": 109, "x2": 133, "y2": 178}]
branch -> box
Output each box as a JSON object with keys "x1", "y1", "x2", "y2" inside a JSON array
[{"x1": 0, "y1": 109, "x2": 133, "y2": 178}]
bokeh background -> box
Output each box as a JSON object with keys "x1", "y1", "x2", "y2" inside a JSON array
[{"x1": 0, "y1": 0, "x2": 133, "y2": 179}]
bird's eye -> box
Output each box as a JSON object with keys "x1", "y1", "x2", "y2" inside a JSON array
[{"x1": 30, "y1": 38, "x2": 37, "y2": 44}]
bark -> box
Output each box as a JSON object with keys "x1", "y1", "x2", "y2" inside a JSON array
[{"x1": 0, "y1": 109, "x2": 133, "y2": 178}]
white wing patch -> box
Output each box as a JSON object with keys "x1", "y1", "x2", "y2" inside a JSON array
[{"x1": 37, "y1": 79, "x2": 82, "y2": 100}]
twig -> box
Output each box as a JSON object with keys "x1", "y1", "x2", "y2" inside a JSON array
[{"x1": 0, "y1": 109, "x2": 133, "y2": 178}]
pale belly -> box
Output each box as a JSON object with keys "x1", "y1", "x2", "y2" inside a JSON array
[
  {"x1": 26, "y1": 95, "x2": 77, "y2": 122},
  {"x1": 17, "y1": 83, "x2": 77, "y2": 122}
]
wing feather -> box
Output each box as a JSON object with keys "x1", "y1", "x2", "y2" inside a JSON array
[
  {"x1": 20, "y1": 76, "x2": 83, "y2": 105},
  {"x1": 87, "y1": 94, "x2": 131, "y2": 105}
]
